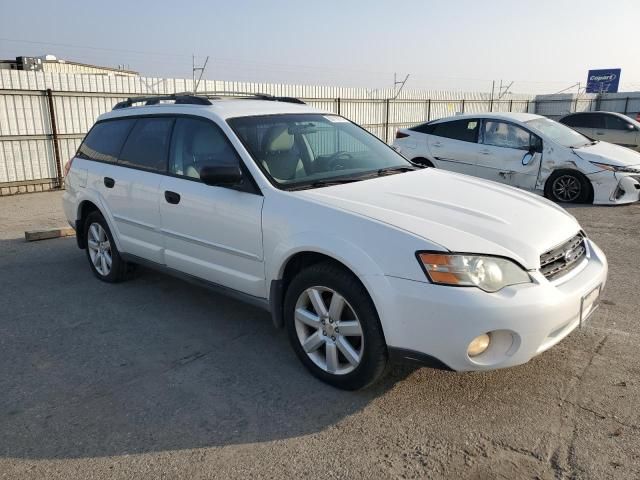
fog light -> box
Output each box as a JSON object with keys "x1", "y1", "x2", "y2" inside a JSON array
[{"x1": 467, "y1": 333, "x2": 491, "y2": 357}]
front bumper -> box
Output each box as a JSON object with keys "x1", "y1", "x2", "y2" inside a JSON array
[
  {"x1": 591, "y1": 171, "x2": 640, "y2": 204},
  {"x1": 369, "y1": 238, "x2": 608, "y2": 372}
]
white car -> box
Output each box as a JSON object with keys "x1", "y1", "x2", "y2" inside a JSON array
[
  {"x1": 63, "y1": 95, "x2": 608, "y2": 390},
  {"x1": 559, "y1": 111, "x2": 640, "y2": 151},
  {"x1": 393, "y1": 112, "x2": 640, "y2": 204}
]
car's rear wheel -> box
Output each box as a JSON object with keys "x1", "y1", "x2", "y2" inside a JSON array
[
  {"x1": 545, "y1": 170, "x2": 593, "y2": 204},
  {"x1": 284, "y1": 262, "x2": 388, "y2": 390},
  {"x1": 84, "y1": 211, "x2": 129, "y2": 282}
]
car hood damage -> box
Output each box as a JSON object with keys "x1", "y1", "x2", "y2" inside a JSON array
[
  {"x1": 298, "y1": 169, "x2": 581, "y2": 269},
  {"x1": 573, "y1": 141, "x2": 640, "y2": 168}
]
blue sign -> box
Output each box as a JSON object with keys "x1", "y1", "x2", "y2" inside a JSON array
[{"x1": 586, "y1": 69, "x2": 621, "y2": 93}]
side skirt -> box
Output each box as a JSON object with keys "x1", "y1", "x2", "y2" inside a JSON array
[{"x1": 121, "y1": 253, "x2": 270, "y2": 312}]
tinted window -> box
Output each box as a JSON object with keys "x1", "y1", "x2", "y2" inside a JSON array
[
  {"x1": 77, "y1": 119, "x2": 134, "y2": 163},
  {"x1": 410, "y1": 122, "x2": 435, "y2": 134},
  {"x1": 118, "y1": 117, "x2": 174, "y2": 172},
  {"x1": 430, "y1": 119, "x2": 479, "y2": 142},
  {"x1": 169, "y1": 118, "x2": 240, "y2": 179},
  {"x1": 482, "y1": 120, "x2": 531, "y2": 150},
  {"x1": 604, "y1": 114, "x2": 631, "y2": 130},
  {"x1": 565, "y1": 113, "x2": 605, "y2": 129}
]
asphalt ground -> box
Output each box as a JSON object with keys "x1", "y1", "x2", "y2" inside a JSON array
[{"x1": 0, "y1": 190, "x2": 638, "y2": 479}]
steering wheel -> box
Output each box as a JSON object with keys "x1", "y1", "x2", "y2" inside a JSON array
[{"x1": 327, "y1": 151, "x2": 354, "y2": 171}]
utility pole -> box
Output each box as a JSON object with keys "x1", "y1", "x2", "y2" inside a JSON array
[
  {"x1": 498, "y1": 81, "x2": 514, "y2": 99},
  {"x1": 192, "y1": 55, "x2": 210, "y2": 94},
  {"x1": 393, "y1": 73, "x2": 410, "y2": 99}
]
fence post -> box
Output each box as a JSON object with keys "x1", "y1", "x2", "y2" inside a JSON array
[
  {"x1": 573, "y1": 96, "x2": 579, "y2": 112},
  {"x1": 509, "y1": 99, "x2": 513, "y2": 112},
  {"x1": 384, "y1": 98, "x2": 390, "y2": 143},
  {"x1": 624, "y1": 97, "x2": 629, "y2": 115},
  {"x1": 46, "y1": 89, "x2": 63, "y2": 189},
  {"x1": 427, "y1": 99, "x2": 431, "y2": 121},
  {"x1": 461, "y1": 99, "x2": 465, "y2": 114},
  {"x1": 526, "y1": 99, "x2": 530, "y2": 113},
  {"x1": 489, "y1": 97, "x2": 493, "y2": 112},
  {"x1": 336, "y1": 97, "x2": 341, "y2": 115}
]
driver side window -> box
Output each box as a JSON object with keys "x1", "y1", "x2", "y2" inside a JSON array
[
  {"x1": 169, "y1": 118, "x2": 240, "y2": 180},
  {"x1": 482, "y1": 120, "x2": 531, "y2": 150}
]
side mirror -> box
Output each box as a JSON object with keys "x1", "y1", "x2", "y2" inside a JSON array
[
  {"x1": 529, "y1": 137, "x2": 543, "y2": 154},
  {"x1": 200, "y1": 165, "x2": 243, "y2": 186},
  {"x1": 627, "y1": 123, "x2": 636, "y2": 131}
]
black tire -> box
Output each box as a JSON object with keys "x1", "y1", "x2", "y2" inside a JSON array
[
  {"x1": 284, "y1": 262, "x2": 388, "y2": 390},
  {"x1": 84, "y1": 211, "x2": 129, "y2": 283},
  {"x1": 411, "y1": 157, "x2": 434, "y2": 168},
  {"x1": 544, "y1": 169, "x2": 593, "y2": 204}
]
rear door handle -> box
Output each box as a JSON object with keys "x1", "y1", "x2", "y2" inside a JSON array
[
  {"x1": 595, "y1": 131, "x2": 605, "y2": 135},
  {"x1": 104, "y1": 177, "x2": 115, "y2": 188},
  {"x1": 480, "y1": 149, "x2": 491, "y2": 155},
  {"x1": 432, "y1": 142, "x2": 442, "y2": 147},
  {"x1": 164, "y1": 190, "x2": 181, "y2": 205}
]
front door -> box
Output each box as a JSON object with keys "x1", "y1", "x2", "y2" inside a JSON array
[
  {"x1": 159, "y1": 117, "x2": 265, "y2": 298},
  {"x1": 475, "y1": 119, "x2": 541, "y2": 190},
  {"x1": 596, "y1": 114, "x2": 640, "y2": 149}
]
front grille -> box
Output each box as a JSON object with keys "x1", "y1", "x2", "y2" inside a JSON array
[{"x1": 540, "y1": 233, "x2": 587, "y2": 281}]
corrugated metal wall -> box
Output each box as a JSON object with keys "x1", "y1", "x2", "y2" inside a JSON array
[{"x1": 3, "y1": 69, "x2": 638, "y2": 195}]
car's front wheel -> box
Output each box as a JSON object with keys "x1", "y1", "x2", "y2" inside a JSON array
[
  {"x1": 284, "y1": 262, "x2": 388, "y2": 390},
  {"x1": 544, "y1": 170, "x2": 593, "y2": 204}
]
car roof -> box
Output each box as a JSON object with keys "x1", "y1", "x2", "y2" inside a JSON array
[
  {"x1": 97, "y1": 98, "x2": 328, "y2": 123},
  {"x1": 429, "y1": 112, "x2": 543, "y2": 124}
]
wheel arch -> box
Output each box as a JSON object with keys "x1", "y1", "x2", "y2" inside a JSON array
[
  {"x1": 75, "y1": 197, "x2": 123, "y2": 251},
  {"x1": 543, "y1": 168, "x2": 594, "y2": 204},
  {"x1": 269, "y1": 242, "x2": 385, "y2": 330}
]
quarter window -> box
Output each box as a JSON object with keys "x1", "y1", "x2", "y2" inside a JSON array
[
  {"x1": 77, "y1": 119, "x2": 135, "y2": 163},
  {"x1": 482, "y1": 120, "x2": 531, "y2": 150},
  {"x1": 118, "y1": 117, "x2": 174, "y2": 172},
  {"x1": 430, "y1": 119, "x2": 479, "y2": 143},
  {"x1": 169, "y1": 118, "x2": 240, "y2": 179}
]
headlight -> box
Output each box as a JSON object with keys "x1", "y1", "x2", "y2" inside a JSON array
[
  {"x1": 417, "y1": 252, "x2": 531, "y2": 292},
  {"x1": 590, "y1": 161, "x2": 640, "y2": 173}
]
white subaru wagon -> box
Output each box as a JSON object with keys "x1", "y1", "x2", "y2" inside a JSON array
[{"x1": 63, "y1": 94, "x2": 608, "y2": 389}]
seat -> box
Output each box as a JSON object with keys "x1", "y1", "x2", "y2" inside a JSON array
[
  {"x1": 183, "y1": 126, "x2": 235, "y2": 178},
  {"x1": 260, "y1": 125, "x2": 305, "y2": 180}
]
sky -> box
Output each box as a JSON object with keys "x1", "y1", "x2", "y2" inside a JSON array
[{"x1": 1, "y1": 0, "x2": 640, "y2": 94}]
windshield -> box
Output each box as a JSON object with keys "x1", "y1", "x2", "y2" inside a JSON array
[
  {"x1": 525, "y1": 117, "x2": 591, "y2": 148},
  {"x1": 228, "y1": 114, "x2": 413, "y2": 189}
]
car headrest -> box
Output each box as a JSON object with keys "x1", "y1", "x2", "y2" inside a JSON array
[{"x1": 262, "y1": 125, "x2": 294, "y2": 153}]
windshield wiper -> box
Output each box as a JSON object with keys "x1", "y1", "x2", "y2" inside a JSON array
[
  {"x1": 376, "y1": 165, "x2": 419, "y2": 176},
  {"x1": 288, "y1": 177, "x2": 361, "y2": 191}
]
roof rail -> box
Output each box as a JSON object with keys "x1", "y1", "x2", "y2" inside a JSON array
[
  {"x1": 112, "y1": 94, "x2": 212, "y2": 110},
  {"x1": 186, "y1": 91, "x2": 306, "y2": 105}
]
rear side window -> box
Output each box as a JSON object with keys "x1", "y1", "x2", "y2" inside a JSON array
[
  {"x1": 563, "y1": 114, "x2": 604, "y2": 129},
  {"x1": 430, "y1": 119, "x2": 479, "y2": 142},
  {"x1": 119, "y1": 117, "x2": 174, "y2": 172},
  {"x1": 77, "y1": 119, "x2": 134, "y2": 163},
  {"x1": 410, "y1": 123, "x2": 435, "y2": 134}
]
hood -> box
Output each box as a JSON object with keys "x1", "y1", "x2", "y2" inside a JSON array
[
  {"x1": 573, "y1": 141, "x2": 640, "y2": 167},
  {"x1": 297, "y1": 169, "x2": 581, "y2": 269}
]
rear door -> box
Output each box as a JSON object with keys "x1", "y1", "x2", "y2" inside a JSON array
[
  {"x1": 101, "y1": 116, "x2": 174, "y2": 264},
  {"x1": 425, "y1": 118, "x2": 480, "y2": 175},
  {"x1": 596, "y1": 114, "x2": 640, "y2": 149},
  {"x1": 159, "y1": 117, "x2": 265, "y2": 298},
  {"x1": 475, "y1": 119, "x2": 541, "y2": 190}
]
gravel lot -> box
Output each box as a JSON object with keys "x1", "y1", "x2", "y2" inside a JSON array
[{"x1": 0, "y1": 190, "x2": 638, "y2": 479}]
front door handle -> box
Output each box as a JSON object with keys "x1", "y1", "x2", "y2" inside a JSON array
[
  {"x1": 595, "y1": 131, "x2": 605, "y2": 135},
  {"x1": 479, "y1": 149, "x2": 491, "y2": 155},
  {"x1": 104, "y1": 177, "x2": 115, "y2": 188},
  {"x1": 164, "y1": 190, "x2": 181, "y2": 205},
  {"x1": 432, "y1": 142, "x2": 443, "y2": 147}
]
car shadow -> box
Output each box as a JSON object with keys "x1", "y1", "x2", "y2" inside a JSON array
[{"x1": 0, "y1": 237, "x2": 415, "y2": 460}]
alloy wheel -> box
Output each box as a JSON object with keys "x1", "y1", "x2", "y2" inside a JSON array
[
  {"x1": 87, "y1": 222, "x2": 112, "y2": 276},
  {"x1": 294, "y1": 286, "x2": 364, "y2": 375},
  {"x1": 552, "y1": 175, "x2": 581, "y2": 202}
]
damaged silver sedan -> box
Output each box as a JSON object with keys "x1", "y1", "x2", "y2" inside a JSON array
[{"x1": 394, "y1": 112, "x2": 640, "y2": 205}]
